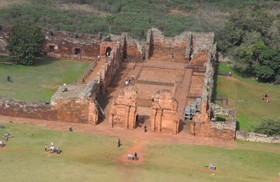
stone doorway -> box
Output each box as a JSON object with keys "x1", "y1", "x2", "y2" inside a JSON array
[{"x1": 105, "y1": 47, "x2": 112, "y2": 57}]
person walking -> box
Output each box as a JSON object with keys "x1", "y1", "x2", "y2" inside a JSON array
[
  {"x1": 144, "y1": 125, "x2": 147, "y2": 133},
  {"x1": 134, "y1": 152, "x2": 138, "y2": 160},
  {"x1": 117, "y1": 138, "x2": 121, "y2": 147}
]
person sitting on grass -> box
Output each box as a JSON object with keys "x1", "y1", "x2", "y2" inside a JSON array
[
  {"x1": 56, "y1": 146, "x2": 62, "y2": 154},
  {"x1": 7, "y1": 76, "x2": 12, "y2": 83},
  {"x1": 50, "y1": 145, "x2": 55, "y2": 153}
]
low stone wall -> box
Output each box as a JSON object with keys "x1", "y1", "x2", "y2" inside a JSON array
[
  {"x1": 0, "y1": 99, "x2": 57, "y2": 121},
  {"x1": 210, "y1": 121, "x2": 236, "y2": 131},
  {"x1": 208, "y1": 127, "x2": 236, "y2": 140},
  {"x1": 236, "y1": 131, "x2": 280, "y2": 144}
]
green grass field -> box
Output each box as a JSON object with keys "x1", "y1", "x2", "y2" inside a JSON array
[
  {"x1": 0, "y1": 56, "x2": 89, "y2": 101},
  {"x1": 0, "y1": 122, "x2": 279, "y2": 182},
  {"x1": 216, "y1": 63, "x2": 280, "y2": 131}
]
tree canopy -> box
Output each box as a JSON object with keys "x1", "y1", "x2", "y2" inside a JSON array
[
  {"x1": 7, "y1": 22, "x2": 45, "y2": 65},
  {"x1": 217, "y1": 8, "x2": 280, "y2": 83}
]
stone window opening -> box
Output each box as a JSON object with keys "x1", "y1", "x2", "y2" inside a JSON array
[
  {"x1": 105, "y1": 47, "x2": 112, "y2": 57},
  {"x1": 49, "y1": 45, "x2": 55, "y2": 52},
  {"x1": 74, "y1": 48, "x2": 81, "y2": 55}
]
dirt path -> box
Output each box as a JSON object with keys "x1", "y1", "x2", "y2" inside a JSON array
[
  {"x1": 114, "y1": 139, "x2": 147, "y2": 165},
  {"x1": 0, "y1": 115, "x2": 236, "y2": 150}
]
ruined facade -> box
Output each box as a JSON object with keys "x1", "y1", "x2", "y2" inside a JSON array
[
  {"x1": 0, "y1": 81, "x2": 99, "y2": 125},
  {"x1": 0, "y1": 26, "x2": 236, "y2": 140},
  {"x1": 43, "y1": 30, "x2": 101, "y2": 60},
  {"x1": 151, "y1": 90, "x2": 179, "y2": 134},
  {"x1": 109, "y1": 85, "x2": 137, "y2": 129}
]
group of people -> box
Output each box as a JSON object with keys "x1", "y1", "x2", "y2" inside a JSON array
[
  {"x1": 262, "y1": 94, "x2": 270, "y2": 103},
  {"x1": 128, "y1": 152, "x2": 138, "y2": 161},
  {"x1": 0, "y1": 133, "x2": 13, "y2": 148},
  {"x1": 138, "y1": 123, "x2": 147, "y2": 132},
  {"x1": 118, "y1": 138, "x2": 139, "y2": 161},
  {"x1": 45, "y1": 142, "x2": 61, "y2": 154}
]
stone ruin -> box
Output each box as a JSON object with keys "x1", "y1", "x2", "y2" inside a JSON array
[
  {"x1": 109, "y1": 85, "x2": 137, "y2": 129},
  {"x1": 0, "y1": 25, "x2": 237, "y2": 140},
  {"x1": 151, "y1": 90, "x2": 179, "y2": 134}
]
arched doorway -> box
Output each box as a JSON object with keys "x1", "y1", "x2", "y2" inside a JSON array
[{"x1": 105, "y1": 47, "x2": 112, "y2": 57}]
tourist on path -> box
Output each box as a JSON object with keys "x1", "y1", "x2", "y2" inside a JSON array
[{"x1": 118, "y1": 138, "x2": 121, "y2": 147}]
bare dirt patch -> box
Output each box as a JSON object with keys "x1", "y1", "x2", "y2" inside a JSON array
[
  {"x1": 57, "y1": 3, "x2": 110, "y2": 17},
  {"x1": 168, "y1": 8, "x2": 192, "y2": 16},
  {"x1": 113, "y1": 139, "x2": 147, "y2": 165}
]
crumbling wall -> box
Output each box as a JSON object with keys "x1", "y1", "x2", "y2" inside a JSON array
[
  {"x1": 51, "y1": 80, "x2": 99, "y2": 124},
  {"x1": 146, "y1": 28, "x2": 190, "y2": 62},
  {"x1": 54, "y1": 98, "x2": 98, "y2": 124},
  {"x1": 191, "y1": 33, "x2": 215, "y2": 66},
  {"x1": 122, "y1": 33, "x2": 143, "y2": 61},
  {"x1": 236, "y1": 131, "x2": 280, "y2": 143},
  {"x1": 190, "y1": 43, "x2": 236, "y2": 140},
  {"x1": 43, "y1": 30, "x2": 100, "y2": 60},
  {"x1": 98, "y1": 41, "x2": 122, "y2": 95},
  {"x1": 151, "y1": 89, "x2": 179, "y2": 134},
  {"x1": 0, "y1": 99, "x2": 57, "y2": 121},
  {"x1": 191, "y1": 102, "x2": 236, "y2": 140},
  {"x1": 109, "y1": 85, "x2": 137, "y2": 129}
]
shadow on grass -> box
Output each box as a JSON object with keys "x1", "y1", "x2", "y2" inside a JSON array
[{"x1": 32, "y1": 58, "x2": 57, "y2": 67}]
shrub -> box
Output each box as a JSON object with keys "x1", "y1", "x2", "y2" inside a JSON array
[{"x1": 254, "y1": 119, "x2": 280, "y2": 136}]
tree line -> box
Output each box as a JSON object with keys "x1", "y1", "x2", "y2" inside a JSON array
[{"x1": 217, "y1": 8, "x2": 280, "y2": 83}]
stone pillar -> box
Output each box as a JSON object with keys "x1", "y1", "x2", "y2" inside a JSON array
[
  {"x1": 88, "y1": 99, "x2": 99, "y2": 125},
  {"x1": 151, "y1": 90, "x2": 179, "y2": 134},
  {"x1": 190, "y1": 101, "x2": 210, "y2": 137},
  {"x1": 128, "y1": 106, "x2": 136, "y2": 129},
  {"x1": 109, "y1": 85, "x2": 138, "y2": 129}
]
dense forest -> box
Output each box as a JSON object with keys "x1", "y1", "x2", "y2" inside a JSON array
[{"x1": 0, "y1": 0, "x2": 280, "y2": 82}]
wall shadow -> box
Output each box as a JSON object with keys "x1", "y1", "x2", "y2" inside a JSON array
[{"x1": 178, "y1": 119, "x2": 186, "y2": 133}]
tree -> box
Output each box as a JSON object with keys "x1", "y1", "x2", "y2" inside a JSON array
[
  {"x1": 235, "y1": 41, "x2": 280, "y2": 81},
  {"x1": 7, "y1": 22, "x2": 45, "y2": 65},
  {"x1": 218, "y1": 8, "x2": 280, "y2": 83},
  {"x1": 106, "y1": 15, "x2": 115, "y2": 34},
  {"x1": 217, "y1": 8, "x2": 274, "y2": 52}
]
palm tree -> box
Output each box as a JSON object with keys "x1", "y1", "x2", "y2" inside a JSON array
[{"x1": 106, "y1": 15, "x2": 115, "y2": 34}]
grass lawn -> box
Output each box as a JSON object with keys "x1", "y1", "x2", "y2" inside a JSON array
[
  {"x1": 0, "y1": 122, "x2": 279, "y2": 182},
  {"x1": 0, "y1": 56, "x2": 89, "y2": 101},
  {"x1": 216, "y1": 63, "x2": 280, "y2": 131}
]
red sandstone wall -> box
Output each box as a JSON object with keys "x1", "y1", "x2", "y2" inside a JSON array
[
  {"x1": 99, "y1": 41, "x2": 122, "y2": 95},
  {"x1": 55, "y1": 99, "x2": 89, "y2": 123},
  {"x1": 44, "y1": 42, "x2": 100, "y2": 60},
  {"x1": 191, "y1": 50, "x2": 209, "y2": 66},
  {"x1": 188, "y1": 75, "x2": 204, "y2": 98},
  {"x1": 207, "y1": 128, "x2": 235, "y2": 140},
  {"x1": 148, "y1": 29, "x2": 189, "y2": 62},
  {"x1": 125, "y1": 41, "x2": 143, "y2": 61}
]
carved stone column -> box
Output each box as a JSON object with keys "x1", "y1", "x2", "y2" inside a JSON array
[
  {"x1": 151, "y1": 90, "x2": 179, "y2": 134},
  {"x1": 109, "y1": 85, "x2": 138, "y2": 129}
]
